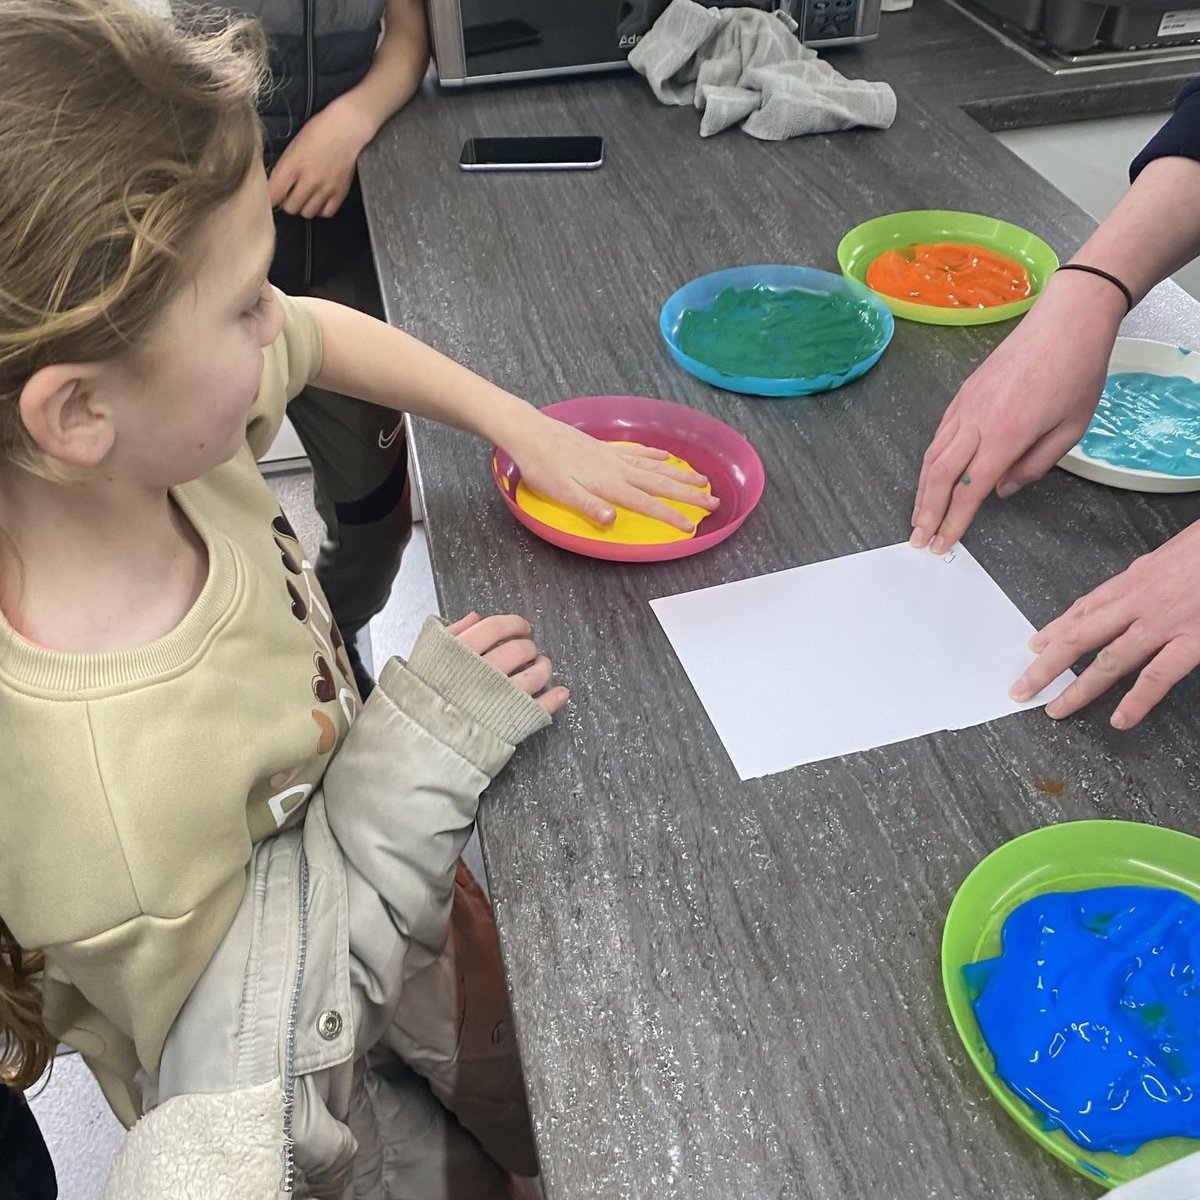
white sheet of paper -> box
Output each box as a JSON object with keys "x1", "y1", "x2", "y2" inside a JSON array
[{"x1": 649, "y1": 542, "x2": 1074, "y2": 780}]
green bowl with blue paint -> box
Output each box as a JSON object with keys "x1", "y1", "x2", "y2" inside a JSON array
[
  {"x1": 659, "y1": 265, "x2": 893, "y2": 397},
  {"x1": 943, "y1": 820, "x2": 1200, "y2": 1188}
]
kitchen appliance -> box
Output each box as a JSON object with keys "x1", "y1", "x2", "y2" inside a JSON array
[
  {"x1": 428, "y1": 0, "x2": 882, "y2": 88},
  {"x1": 947, "y1": 0, "x2": 1200, "y2": 71},
  {"x1": 796, "y1": 0, "x2": 883, "y2": 46}
]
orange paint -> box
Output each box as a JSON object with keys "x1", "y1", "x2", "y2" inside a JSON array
[{"x1": 866, "y1": 242, "x2": 1032, "y2": 309}]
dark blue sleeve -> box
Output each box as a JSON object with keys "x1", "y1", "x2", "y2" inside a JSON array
[{"x1": 1130, "y1": 79, "x2": 1200, "y2": 181}]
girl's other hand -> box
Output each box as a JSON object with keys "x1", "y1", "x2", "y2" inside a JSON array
[{"x1": 447, "y1": 613, "x2": 569, "y2": 715}]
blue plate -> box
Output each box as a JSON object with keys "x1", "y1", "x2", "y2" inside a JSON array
[{"x1": 659, "y1": 265, "x2": 894, "y2": 398}]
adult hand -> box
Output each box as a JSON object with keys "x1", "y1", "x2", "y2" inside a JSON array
[
  {"x1": 910, "y1": 273, "x2": 1125, "y2": 554},
  {"x1": 1011, "y1": 520, "x2": 1200, "y2": 729},
  {"x1": 268, "y1": 98, "x2": 376, "y2": 220},
  {"x1": 504, "y1": 413, "x2": 719, "y2": 532},
  {"x1": 447, "y1": 613, "x2": 570, "y2": 715}
]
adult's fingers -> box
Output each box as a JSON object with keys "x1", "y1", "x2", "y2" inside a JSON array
[
  {"x1": 1111, "y1": 636, "x2": 1200, "y2": 729},
  {"x1": 1010, "y1": 602, "x2": 1132, "y2": 705},
  {"x1": 1038, "y1": 624, "x2": 1153, "y2": 720},
  {"x1": 911, "y1": 424, "x2": 982, "y2": 549},
  {"x1": 910, "y1": 412, "x2": 961, "y2": 529},
  {"x1": 925, "y1": 446, "x2": 1019, "y2": 554},
  {"x1": 996, "y1": 425, "x2": 1086, "y2": 497}
]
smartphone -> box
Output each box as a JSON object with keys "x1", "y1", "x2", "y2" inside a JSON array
[
  {"x1": 459, "y1": 136, "x2": 604, "y2": 173},
  {"x1": 463, "y1": 19, "x2": 542, "y2": 57}
]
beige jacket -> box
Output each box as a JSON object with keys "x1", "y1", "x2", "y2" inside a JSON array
[{"x1": 102, "y1": 618, "x2": 550, "y2": 1198}]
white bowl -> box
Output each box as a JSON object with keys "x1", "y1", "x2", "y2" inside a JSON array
[{"x1": 1058, "y1": 337, "x2": 1200, "y2": 494}]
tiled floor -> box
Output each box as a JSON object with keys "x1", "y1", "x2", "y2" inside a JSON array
[{"x1": 29, "y1": 463, "x2": 451, "y2": 1199}]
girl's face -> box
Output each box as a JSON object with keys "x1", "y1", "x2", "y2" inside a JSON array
[{"x1": 107, "y1": 164, "x2": 286, "y2": 488}]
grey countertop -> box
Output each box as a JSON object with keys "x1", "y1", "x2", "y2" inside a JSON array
[{"x1": 359, "y1": 8, "x2": 1200, "y2": 1198}]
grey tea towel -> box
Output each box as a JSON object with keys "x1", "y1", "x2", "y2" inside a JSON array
[{"x1": 629, "y1": 0, "x2": 897, "y2": 139}]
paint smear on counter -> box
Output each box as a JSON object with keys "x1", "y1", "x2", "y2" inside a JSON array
[
  {"x1": 515, "y1": 442, "x2": 712, "y2": 544},
  {"x1": 677, "y1": 284, "x2": 888, "y2": 379},
  {"x1": 867, "y1": 242, "x2": 1031, "y2": 309},
  {"x1": 966, "y1": 886, "x2": 1200, "y2": 1154},
  {"x1": 1080, "y1": 372, "x2": 1200, "y2": 477}
]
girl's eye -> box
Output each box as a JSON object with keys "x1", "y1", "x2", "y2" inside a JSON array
[{"x1": 242, "y1": 291, "x2": 269, "y2": 321}]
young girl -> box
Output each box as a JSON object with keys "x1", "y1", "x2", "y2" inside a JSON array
[{"x1": 0, "y1": 1, "x2": 717, "y2": 1194}]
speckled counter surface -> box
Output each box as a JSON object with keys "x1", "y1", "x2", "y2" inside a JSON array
[{"x1": 359, "y1": 12, "x2": 1200, "y2": 1198}]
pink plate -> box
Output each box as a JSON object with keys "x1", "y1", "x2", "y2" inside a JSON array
[{"x1": 491, "y1": 394, "x2": 765, "y2": 562}]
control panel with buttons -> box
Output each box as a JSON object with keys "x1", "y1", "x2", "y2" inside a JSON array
[{"x1": 796, "y1": 0, "x2": 882, "y2": 46}]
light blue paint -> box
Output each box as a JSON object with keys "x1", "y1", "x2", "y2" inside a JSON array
[
  {"x1": 1081, "y1": 372, "x2": 1200, "y2": 477},
  {"x1": 967, "y1": 886, "x2": 1200, "y2": 1155}
]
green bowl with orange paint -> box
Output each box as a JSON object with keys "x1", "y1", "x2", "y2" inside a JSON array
[
  {"x1": 943, "y1": 820, "x2": 1200, "y2": 1188},
  {"x1": 838, "y1": 210, "x2": 1059, "y2": 326}
]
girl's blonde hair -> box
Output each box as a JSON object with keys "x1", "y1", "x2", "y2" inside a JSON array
[
  {"x1": 0, "y1": 0, "x2": 267, "y2": 477},
  {"x1": 0, "y1": 0, "x2": 266, "y2": 1090}
]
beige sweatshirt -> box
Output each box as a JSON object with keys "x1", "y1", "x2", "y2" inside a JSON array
[{"x1": 0, "y1": 293, "x2": 365, "y2": 1124}]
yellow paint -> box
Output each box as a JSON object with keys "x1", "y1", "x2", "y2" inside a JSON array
[{"x1": 515, "y1": 443, "x2": 713, "y2": 544}]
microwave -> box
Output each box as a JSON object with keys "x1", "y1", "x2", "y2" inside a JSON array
[{"x1": 428, "y1": 1, "x2": 881, "y2": 88}]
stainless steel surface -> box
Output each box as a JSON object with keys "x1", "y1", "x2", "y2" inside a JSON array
[
  {"x1": 428, "y1": 0, "x2": 632, "y2": 87},
  {"x1": 436, "y1": 60, "x2": 631, "y2": 89},
  {"x1": 945, "y1": 0, "x2": 1200, "y2": 73}
]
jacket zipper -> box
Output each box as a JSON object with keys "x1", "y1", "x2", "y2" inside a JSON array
[
  {"x1": 278, "y1": 848, "x2": 311, "y2": 1199},
  {"x1": 302, "y1": 0, "x2": 316, "y2": 288}
]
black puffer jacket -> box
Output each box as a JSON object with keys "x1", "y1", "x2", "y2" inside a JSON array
[{"x1": 228, "y1": 0, "x2": 387, "y2": 167}]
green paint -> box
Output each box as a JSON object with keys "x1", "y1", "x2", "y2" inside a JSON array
[
  {"x1": 960, "y1": 472, "x2": 972, "y2": 485},
  {"x1": 678, "y1": 284, "x2": 889, "y2": 381}
]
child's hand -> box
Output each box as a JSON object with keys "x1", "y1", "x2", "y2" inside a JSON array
[
  {"x1": 269, "y1": 98, "x2": 377, "y2": 220},
  {"x1": 507, "y1": 414, "x2": 721, "y2": 532},
  {"x1": 447, "y1": 613, "x2": 570, "y2": 715}
]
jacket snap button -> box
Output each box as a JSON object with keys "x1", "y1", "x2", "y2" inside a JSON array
[{"x1": 317, "y1": 1010, "x2": 343, "y2": 1040}]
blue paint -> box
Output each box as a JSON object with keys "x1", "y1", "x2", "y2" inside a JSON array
[
  {"x1": 1080, "y1": 372, "x2": 1200, "y2": 477},
  {"x1": 967, "y1": 886, "x2": 1200, "y2": 1154}
]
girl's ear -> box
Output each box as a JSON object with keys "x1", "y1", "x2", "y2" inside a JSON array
[{"x1": 18, "y1": 364, "x2": 115, "y2": 468}]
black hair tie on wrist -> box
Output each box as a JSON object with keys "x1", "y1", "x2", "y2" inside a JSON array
[{"x1": 1055, "y1": 263, "x2": 1134, "y2": 315}]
